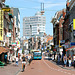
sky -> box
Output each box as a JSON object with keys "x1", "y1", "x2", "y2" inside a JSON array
[{"x1": 5, "y1": 0, "x2": 66, "y2": 38}]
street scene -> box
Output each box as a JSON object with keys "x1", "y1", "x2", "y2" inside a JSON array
[{"x1": 0, "y1": 0, "x2": 75, "y2": 75}]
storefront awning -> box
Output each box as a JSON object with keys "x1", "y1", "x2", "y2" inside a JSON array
[
  {"x1": 0, "y1": 47, "x2": 9, "y2": 54},
  {"x1": 66, "y1": 46, "x2": 75, "y2": 51}
]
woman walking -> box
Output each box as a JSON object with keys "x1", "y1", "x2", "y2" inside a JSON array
[
  {"x1": 68, "y1": 54, "x2": 72, "y2": 67},
  {"x1": 63, "y1": 54, "x2": 67, "y2": 67}
]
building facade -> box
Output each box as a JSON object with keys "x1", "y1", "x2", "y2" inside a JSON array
[
  {"x1": 12, "y1": 8, "x2": 20, "y2": 39},
  {"x1": 23, "y1": 11, "x2": 46, "y2": 38}
]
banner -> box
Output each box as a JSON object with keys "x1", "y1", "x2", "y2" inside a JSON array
[
  {"x1": 0, "y1": 10, "x2": 4, "y2": 41},
  {"x1": 73, "y1": 19, "x2": 75, "y2": 30},
  {"x1": 6, "y1": 32, "x2": 11, "y2": 37}
]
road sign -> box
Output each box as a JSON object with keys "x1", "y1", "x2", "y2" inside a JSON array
[{"x1": 2, "y1": 8, "x2": 10, "y2": 12}]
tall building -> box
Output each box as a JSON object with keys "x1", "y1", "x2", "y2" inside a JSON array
[{"x1": 23, "y1": 11, "x2": 46, "y2": 38}]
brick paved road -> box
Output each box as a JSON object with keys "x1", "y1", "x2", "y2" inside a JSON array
[{"x1": 19, "y1": 57, "x2": 75, "y2": 75}]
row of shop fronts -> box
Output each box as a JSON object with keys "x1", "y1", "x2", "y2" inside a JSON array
[
  {"x1": 0, "y1": 46, "x2": 20, "y2": 62},
  {"x1": 51, "y1": 0, "x2": 75, "y2": 57},
  {"x1": 53, "y1": 42, "x2": 75, "y2": 57}
]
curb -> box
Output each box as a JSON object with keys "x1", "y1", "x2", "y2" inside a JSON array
[
  {"x1": 15, "y1": 68, "x2": 21, "y2": 75},
  {"x1": 15, "y1": 62, "x2": 28, "y2": 75}
]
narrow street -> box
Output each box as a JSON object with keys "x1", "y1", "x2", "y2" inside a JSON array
[{"x1": 19, "y1": 57, "x2": 75, "y2": 75}]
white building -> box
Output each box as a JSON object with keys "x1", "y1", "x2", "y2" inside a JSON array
[{"x1": 23, "y1": 11, "x2": 46, "y2": 37}]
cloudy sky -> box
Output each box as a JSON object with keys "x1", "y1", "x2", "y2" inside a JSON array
[{"x1": 5, "y1": 0, "x2": 66, "y2": 37}]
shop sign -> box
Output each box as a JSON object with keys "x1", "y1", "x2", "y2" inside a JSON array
[
  {"x1": 2, "y1": 8, "x2": 10, "y2": 12},
  {"x1": 53, "y1": 49, "x2": 56, "y2": 51},
  {"x1": 60, "y1": 40, "x2": 65, "y2": 43},
  {"x1": 6, "y1": 32, "x2": 11, "y2": 37},
  {"x1": 73, "y1": 19, "x2": 75, "y2": 30},
  {"x1": 12, "y1": 42, "x2": 16, "y2": 46},
  {"x1": 70, "y1": 42, "x2": 75, "y2": 46}
]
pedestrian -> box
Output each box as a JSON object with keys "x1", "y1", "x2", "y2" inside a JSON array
[
  {"x1": 28, "y1": 54, "x2": 31, "y2": 65},
  {"x1": 16, "y1": 56, "x2": 18, "y2": 66},
  {"x1": 73, "y1": 54, "x2": 75, "y2": 68},
  {"x1": 12, "y1": 55, "x2": 15, "y2": 62},
  {"x1": 55, "y1": 53, "x2": 57, "y2": 62},
  {"x1": 4, "y1": 54, "x2": 7, "y2": 64},
  {"x1": 63, "y1": 54, "x2": 67, "y2": 67},
  {"x1": 57, "y1": 54, "x2": 60, "y2": 64},
  {"x1": 21, "y1": 54, "x2": 26, "y2": 72},
  {"x1": 68, "y1": 54, "x2": 72, "y2": 67},
  {"x1": 52, "y1": 54, "x2": 54, "y2": 61}
]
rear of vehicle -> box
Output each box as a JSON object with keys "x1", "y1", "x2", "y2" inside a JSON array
[{"x1": 33, "y1": 51, "x2": 42, "y2": 60}]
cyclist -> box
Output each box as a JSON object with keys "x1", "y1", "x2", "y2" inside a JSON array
[{"x1": 21, "y1": 54, "x2": 26, "y2": 72}]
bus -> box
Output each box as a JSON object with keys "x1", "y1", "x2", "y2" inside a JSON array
[{"x1": 33, "y1": 50, "x2": 42, "y2": 60}]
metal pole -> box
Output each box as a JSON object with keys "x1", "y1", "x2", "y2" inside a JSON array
[{"x1": 43, "y1": 3, "x2": 44, "y2": 11}]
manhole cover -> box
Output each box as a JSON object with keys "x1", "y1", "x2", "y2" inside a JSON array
[{"x1": 31, "y1": 68, "x2": 34, "y2": 69}]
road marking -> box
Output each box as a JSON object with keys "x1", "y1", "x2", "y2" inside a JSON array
[
  {"x1": 42, "y1": 59, "x2": 74, "y2": 75},
  {"x1": 68, "y1": 73, "x2": 71, "y2": 75}
]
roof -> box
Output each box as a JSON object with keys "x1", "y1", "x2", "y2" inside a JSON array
[{"x1": 0, "y1": 47, "x2": 9, "y2": 54}]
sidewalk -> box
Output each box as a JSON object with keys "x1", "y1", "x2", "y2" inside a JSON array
[
  {"x1": 48, "y1": 58, "x2": 75, "y2": 70},
  {"x1": 0, "y1": 61, "x2": 22, "y2": 75}
]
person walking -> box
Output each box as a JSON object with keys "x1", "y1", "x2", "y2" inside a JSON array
[
  {"x1": 57, "y1": 54, "x2": 60, "y2": 64},
  {"x1": 21, "y1": 54, "x2": 26, "y2": 72},
  {"x1": 55, "y1": 53, "x2": 57, "y2": 62},
  {"x1": 63, "y1": 54, "x2": 67, "y2": 67},
  {"x1": 16, "y1": 56, "x2": 18, "y2": 66},
  {"x1": 68, "y1": 54, "x2": 72, "y2": 67},
  {"x1": 73, "y1": 54, "x2": 75, "y2": 68},
  {"x1": 28, "y1": 54, "x2": 31, "y2": 65}
]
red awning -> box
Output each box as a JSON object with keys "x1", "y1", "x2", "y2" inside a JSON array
[{"x1": 66, "y1": 46, "x2": 75, "y2": 51}]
